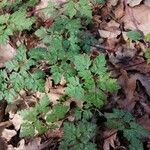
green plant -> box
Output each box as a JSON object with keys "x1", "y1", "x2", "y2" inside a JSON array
[
  {"x1": 105, "y1": 109, "x2": 149, "y2": 150},
  {"x1": 0, "y1": 0, "x2": 119, "y2": 138},
  {"x1": 0, "y1": 0, "x2": 37, "y2": 44},
  {"x1": 0, "y1": 45, "x2": 45, "y2": 103},
  {"x1": 59, "y1": 108, "x2": 97, "y2": 150},
  {"x1": 126, "y1": 31, "x2": 142, "y2": 41},
  {"x1": 19, "y1": 95, "x2": 69, "y2": 137}
]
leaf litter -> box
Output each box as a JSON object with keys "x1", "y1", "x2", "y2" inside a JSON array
[{"x1": 0, "y1": 0, "x2": 150, "y2": 149}]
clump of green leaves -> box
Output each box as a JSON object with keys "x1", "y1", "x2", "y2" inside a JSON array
[
  {"x1": 59, "y1": 108, "x2": 97, "y2": 150},
  {"x1": 0, "y1": 10, "x2": 35, "y2": 43},
  {"x1": 105, "y1": 109, "x2": 149, "y2": 150},
  {"x1": 0, "y1": 45, "x2": 45, "y2": 103},
  {"x1": 66, "y1": 54, "x2": 120, "y2": 107},
  {"x1": 20, "y1": 95, "x2": 69, "y2": 137}
]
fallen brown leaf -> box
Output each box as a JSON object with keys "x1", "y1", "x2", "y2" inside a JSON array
[
  {"x1": 118, "y1": 70, "x2": 137, "y2": 110},
  {"x1": 99, "y1": 29, "x2": 121, "y2": 39},
  {"x1": 133, "y1": 74, "x2": 150, "y2": 97},
  {"x1": 123, "y1": 5, "x2": 150, "y2": 35},
  {"x1": 138, "y1": 115, "x2": 150, "y2": 132},
  {"x1": 103, "y1": 129, "x2": 118, "y2": 150}
]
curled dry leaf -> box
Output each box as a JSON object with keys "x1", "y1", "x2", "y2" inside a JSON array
[
  {"x1": 123, "y1": 5, "x2": 150, "y2": 35},
  {"x1": 127, "y1": 0, "x2": 142, "y2": 7}
]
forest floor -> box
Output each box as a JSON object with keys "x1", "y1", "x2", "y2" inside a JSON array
[{"x1": 0, "y1": 0, "x2": 150, "y2": 150}]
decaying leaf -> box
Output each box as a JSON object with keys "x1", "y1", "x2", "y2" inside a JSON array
[{"x1": 123, "y1": 5, "x2": 150, "y2": 35}]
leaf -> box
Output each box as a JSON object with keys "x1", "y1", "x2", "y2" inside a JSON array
[
  {"x1": 145, "y1": 48, "x2": 150, "y2": 63},
  {"x1": 0, "y1": 14, "x2": 10, "y2": 24},
  {"x1": 78, "y1": 0, "x2": 92, "y2": 18},
  {"x1": 91, "y1": 54, "x2": 107, "y2": 75},
  {"x1": 65, "y1": 1, "x2": 77, "y2": 18},
  {"x1": 85, "y1": 91, "x2": 106, "y2": 107},
  {"x1": 126, "y1": 31, "x2": 142, "y2": 41},
  {"x1": 65, "y1": 77, "x2": 85, "y2": 100},
  {"x1": 46, "y1": 104, "x2": 68, "y2": 123},
  {"x1": 74, "y1": 54, "x2": 91, "y2": 71},
  {"x1": 9, "y1": 9, "x2": 35, "y2": 31}
]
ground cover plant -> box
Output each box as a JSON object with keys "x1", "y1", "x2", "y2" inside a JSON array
[{"x1": 0, "y1": 0, "x2": 150, "y2": 150}]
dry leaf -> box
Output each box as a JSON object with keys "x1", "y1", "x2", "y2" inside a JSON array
[
  {"x1": 8, "y1": 140, "x2": 25, "y2": 150},
  {"x1": 11, "y1": 114, "x2": 23, "y2": 131},
  {"x1": 118, "y1": 70, "x2": 137, "y2": 110},
  {"x1": 0, "y1": 44, "x2": 16, "y2": 68},
  {"x1": 2, "y1": 129, "x2": 16, "y2": 141},
  {"x1": 103, "y1": 129, "x2": 118, "y2": 150},
  {"x1": 107, "y1": 0, "x2": 119, "y2": 6},
  {"x1": 144, "y1": 0, "x2": 150, "y2": 7},
  {"x1": 138, "y1": 115, "x2": 150, "y2": 132},
  {"x1": 123, "y1": 5, "x2": 150, "y2": 35},
  {"x1": 23, "y1": 138, "x2": 41, "y2": 150},
  {"x1": 99, "y1": 29, "x2": 121, "y2": 39},
  {"x1": 133, "y1": 74, "x2": 150, "y2": 96},
  {"x1": 114, "y1": 2, "x2": 125, "y2": 19},
  {"x1": 47, "y1": 86, "x2": 65, "y2": 105},
  {"x1": 127, "y1": 0, "x2": 142, "y2": 7}
]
